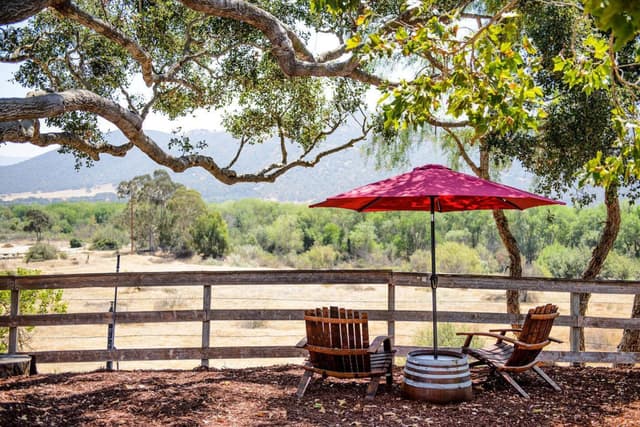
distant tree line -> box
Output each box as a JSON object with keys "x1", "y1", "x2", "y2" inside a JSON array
[{"x1": 2, "y1": 181, "x2": 638, "y2": 280}]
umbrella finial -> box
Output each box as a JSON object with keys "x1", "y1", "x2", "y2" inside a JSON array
[{"x1": 414, "y1": 164, "x2": 450, "y2": 171}]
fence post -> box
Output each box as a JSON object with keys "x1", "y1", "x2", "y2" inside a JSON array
[
  {"x1": 8, "y1": 286, "x2": 19, "y2": 354},
  {"x1": 201, "y1": 285, "x2": 212, "y2": 368},
  {"x1": 387, "y1": 274, "x2": 395, "y2": 346},
  {"x1": 570, "y1": 292, "x2": 581, "y2": 366}
]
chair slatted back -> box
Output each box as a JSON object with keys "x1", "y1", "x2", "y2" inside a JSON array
[
  {"x1": 303, "y1": 306, "x2": 371, "y2": 374},
  {"x1": 506, "y1": 304, "x2": 558, "y2": 367}
]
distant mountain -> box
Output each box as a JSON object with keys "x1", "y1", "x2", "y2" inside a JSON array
[{"x1": 0, "y1": 128, "x2": 535, "y2": 203}]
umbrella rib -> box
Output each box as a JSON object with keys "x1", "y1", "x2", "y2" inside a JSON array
[
  {"x1": 501, "y1": 198, "x2": 523, "y2": 210},
  {"x1": 357, "y1": 197, "x2": 382, "y2": 212}
]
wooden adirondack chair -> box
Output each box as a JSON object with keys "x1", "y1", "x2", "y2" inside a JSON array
[
  {"x1": 457, "y1": 304, "x2": 563, "y2": 399},
  {"x1": 295, "y1": 307, "x2": 395, "y2": 400}
]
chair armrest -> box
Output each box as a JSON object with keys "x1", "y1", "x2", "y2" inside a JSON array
[
  {"x1": 456, "y1": 331, "x2": 479, "y2": 348},
  {"x1": 548, "y1": 336, "x2": 563, "y2": 344},
  {"x1": 368, "y1": 336, "x2": 394, "y2": 353},
  {"x1": 295, "y1": 337, "x2": 307, "y2": 348},
  {"x1": 458, "y1": 332, "x2": 551, "y2": 350},
  {"x1": 488, "y1": 328, "x2": 522, "y2": 334}
]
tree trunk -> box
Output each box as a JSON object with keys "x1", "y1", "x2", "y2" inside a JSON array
[
  {"x1": 579, "y1": 185, "x2": 621, "y2": 351},
  {"x1": 477, "y1": 142, "x2": 523, "y2": 317},
  {"x1": 617, "y1": 294, "x2": 640, "y2": 357},
  {"x1": 617, "y1": 209, "x2": 640, "y2": 362},
  {"x1": 493, "y1": 210, "x2": 523, "y2": 317}
]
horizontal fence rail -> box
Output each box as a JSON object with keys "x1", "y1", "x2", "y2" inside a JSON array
[{"x1": 1, "y1": 270, "x2": 640, "y2": 366}]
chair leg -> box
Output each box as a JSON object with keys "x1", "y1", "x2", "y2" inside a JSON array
[
  {"x1": 532, "y1": 365, "x2": 561, "y2": 392},
  {"x1": 497, "y1": 370, "x2": 529, "y2": 399},
  {"x1": 385, "y1": 367, "x2": 393, "y2": 386},
  {"x1": 365, "y1": 376, "x2": 381, "y2": 401},
  {"x1": 296, "y1": 370, "x2": 313, "y2": 399}
]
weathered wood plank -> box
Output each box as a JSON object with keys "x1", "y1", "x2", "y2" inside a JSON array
[
  {"x1": 570, "y1": 291, "x2": 581, "y2": 360},
  {"x1": 5, "y1": 309, "x2": 640, "y2": 330},
  {"x1": 0, "y1": 310, "x2": 205, "y2": 326},
  {"x1": 7, "y1": 270, "x2": 639, "y2": 294},
  {"x1": 387, "y1": 277, "x2": 395, "y2": 346},
  {"x1": 392, "y1": 346, "x2": 640, "y2": 364},
  {"x1": 0, "y1": 276, "x2": 14, "y2": 291},
  {"x1": 27, "y1": 346, "x2": 640, "y2": 365},
  {"x1": 201, "y1": 285, "x2": 211, "y2": 369},
  {"x1": 538, "y1": 351, "x2": 640, "y2": 364},
  {"x1": 30, "y1": 346, "x2": 308, "y2": 363},
  {"x1": 209, "y1": 309, "x2": 304, "y2": 321},
  {"x1": 8, "y1": 289, "x2": 18, "y2": 353},
  {"x1": 9, "y1": 270, "x2": 392, "y2": 290},
  {"x1": 393, "y1": 273, "x2": 640, "y2": 294}
]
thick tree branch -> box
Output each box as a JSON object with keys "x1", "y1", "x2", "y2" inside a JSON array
[
  {"x1": 0, "y1": 0, "x2": 66, "y2": 25},
  {"x1": 0, "y1": 120, "x2": 133, "y2": 159},
  {"x1": 0, "y1": 90, "x2": 143, "y2": 131},
  {"x1": 178, "y1": 0, "x2": 386, "y2": 86},
  {"x1": 444, "y1": 128, "x2": 480, "y2": 175},
  {"x1": 0, "y1": 90, "x2": 368, "y2": 185},
  {"x1": 2, "y1": 0, "x2": 387, "y2": 87},
  {"x1": 53, "y1": 2, "x2": 155, "y2": 86}
]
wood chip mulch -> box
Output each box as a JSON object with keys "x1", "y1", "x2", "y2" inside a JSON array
[{"x1": 1, "y1": 365, "x2": 639, "y2": 426}]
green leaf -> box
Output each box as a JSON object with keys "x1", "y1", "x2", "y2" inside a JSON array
[{"x1": 345, "y1": 35, "x2": 361, "y2": 51}]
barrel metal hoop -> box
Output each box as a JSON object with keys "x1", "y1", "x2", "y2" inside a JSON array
[{"x1": 403, "y1": 378, "x2": 473, "y2": 390}]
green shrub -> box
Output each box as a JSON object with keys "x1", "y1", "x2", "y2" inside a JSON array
[
  {"x1": 91, "y1": 226, "x2": 126, "y2": 251},
  {"x1": 91, "y1": 238, "x2": 120, "y2": 250},
  {"x1": 295, "y1": 244, "x2": 339, "y2": 268},
  {"x1": 408, "y1": 249, "x2": 431, "y2": 273},
  {"x1": 191, "y1": 211, "x2": 230, "y2": 259},
  {"x1": 436, "y1": 242, "x2": 485, "y2": 274},
  {"x1": 414, "y1": 323, "x2": 486, "y2": 349},
  {"x1": 444, "y1": 229, "x2": 472, "y2": 245},
  {"x1": 226, "y1": 245, "x2": 280, "y2": 268},
  {"x1": 537, "y1": 243, "x2": 590, "y2": 278},
  {"x1": 601, "y1": 252, "x2": 640, "y2": 280},
  {"x1": 172, "y1": 240, "x2": 195, "y2": 259},
  {"x1": 1, "y1": 268, "x2": 67, "y2": 352},
  {"x1": 24, "y1": 243, "x2": 58, "y2": 262},
  {"x1": 409, "y1": 242, "x2": 485, "y2": 274},
  {"x1": 69, "y1": 238, "x2": 83, "y2": 248}
]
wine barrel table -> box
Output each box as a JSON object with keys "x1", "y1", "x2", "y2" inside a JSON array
[{"x1": 402, "y1": 349, "x2": 473, "y2": 403}]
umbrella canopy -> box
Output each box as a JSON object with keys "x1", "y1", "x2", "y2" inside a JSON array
[
  {"x1": 310, "y1": 164, "x2": 562, "y2": 212},
  {"x1": 311, "y1": 164, "x2": 564, "y2": 358}
]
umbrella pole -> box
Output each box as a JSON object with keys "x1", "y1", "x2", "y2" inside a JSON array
[{"x1": 430, "y1": 197, "x2": 438, "y2": 359}]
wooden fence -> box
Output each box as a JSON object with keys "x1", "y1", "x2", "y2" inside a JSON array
[{"x1": 1, "y1": 270, "x2": 640, "y2": 366}]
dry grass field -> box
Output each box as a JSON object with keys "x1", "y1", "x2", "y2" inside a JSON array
[{"x1": 1, "y1": 247, "x2": 634, "y2": 373}]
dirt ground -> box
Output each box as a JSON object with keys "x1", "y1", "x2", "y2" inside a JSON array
[{"x1": 1, "y1": 365, "x2": 639, "y2": 426}]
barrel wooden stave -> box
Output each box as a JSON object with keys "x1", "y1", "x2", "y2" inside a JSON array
[{"x1": 402, "y1": 350, "x2": 472, "y2": 403}]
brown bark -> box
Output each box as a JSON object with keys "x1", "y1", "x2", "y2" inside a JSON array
[
  {"x1": 475, "y1": 142, "x2": 523, "y2": 317},
  {"x1": 0, "y1": 0, "x2": 65, "y2": 25},
  {"x1": 493, "y1": 210, "x2": 523, "y2": 316},
  {"x1": 618, "y1": 295, "x2": 640, "y2": 354},
  {"x1": 579, "y1": 185, "x2": 621, "y2": 351}
]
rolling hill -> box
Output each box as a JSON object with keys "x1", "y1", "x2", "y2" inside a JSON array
[{"x1": 0, "y1": 128, "x2": 532, "y2": 203}]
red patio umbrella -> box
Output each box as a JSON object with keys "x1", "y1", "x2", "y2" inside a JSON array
[{"x1": 311, "y1": 164, "x2": 564, "y2": 358}]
